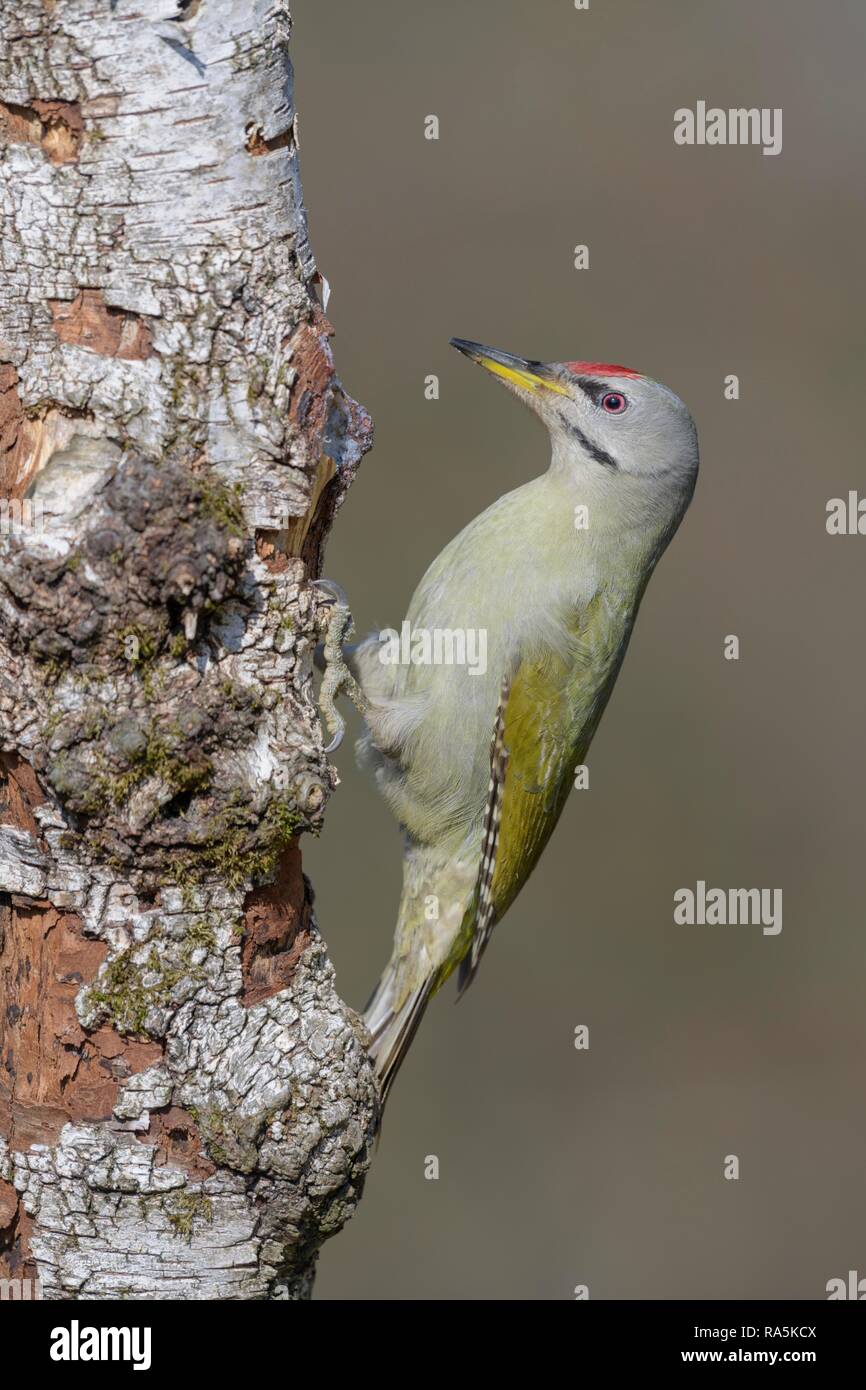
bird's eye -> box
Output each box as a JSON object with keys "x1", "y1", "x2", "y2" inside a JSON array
[{"x1": 601, "y1": 392, "x2": 628, "y2": 414}]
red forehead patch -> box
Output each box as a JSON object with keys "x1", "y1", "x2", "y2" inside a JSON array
[{"x1": 565, "y1": 361, "x2": 641, "y2": 378}]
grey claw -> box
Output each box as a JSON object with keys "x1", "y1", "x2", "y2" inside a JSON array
[{"x1": 323, "y1": 725, "x2": 345, "y2": 755}]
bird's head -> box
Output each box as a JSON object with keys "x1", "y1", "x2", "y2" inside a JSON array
[{"x1": 450, "y1": 338, "x2": 699, "y2": 530}]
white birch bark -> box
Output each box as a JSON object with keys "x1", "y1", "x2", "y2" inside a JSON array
[{"x1": 0, "y1": 0, "x2": 376, "y2": 1300}]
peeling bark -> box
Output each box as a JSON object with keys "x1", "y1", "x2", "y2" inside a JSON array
[
  {"x1": 0, "y1": 1, "x2": 376, "y2": 1300},
  {"x1": 47, "y1": 290, "x2": 154, "y2": 362},
  {"x1": 0, "y1": 99, "x2": 84, "y2": 166}
]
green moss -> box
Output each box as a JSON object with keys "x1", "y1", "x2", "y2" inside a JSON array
[
  {"x1": 198, "y1": 476, "x2": 246, "y2": 540},
  {"x1": 88, "y1": 914, "x2": 216, "y2": 1036},
  {"x1": 116, "y1": 618, "x2": 185, "y2": 697},
  {"x1": 117, "y1": 623, "x2": 161, "y2": 668},
  {"x1": 141, "y1": 664, "x2": 165, "y2": 703},
  {"x1": 42, "y1": 706, "x2": 64, "y2": 740},
  {"x1": 168, "y1": 357, "x2": 190, "y2": 411},
  {"x1": 196, "y1": 1107, "x2": 231, "y2": 1166},
  {"x1": 219, "y1": 677, "x2": 263, "y2": 718},
  {"x1": 144, "y1": 733, "x2": 212, "y2": 795},
  {"x1": 266, "y1": 796, "x2": 303, "y2": 845},
  {"x1": 89, "y1": 952, "x2": 155, "y2": 1035},
  {"x1": 165, "y1": 1192, "x2": 214, "y2": 1241},
  {"x1": 90, "y1": 723, "x2": 213, "y2": 810},
  {"x1": 204, "y1": 795, "x2": 301, "y2": 889},
  {"x1": 191, "y1": 1105, "x2": 263, "y2": 1173},
  {"x1": 82, "y1": 708, "x2": 107, "y2": 741},
  {"x1": 36, "y1": 656, "x2": 68, "y2": 686},
  {"x1": 170, "y1": 793, "x2": 301, "y2": 894},
  {"x1": 180, "y1": 914, "x2": 217, "y2": 961}
]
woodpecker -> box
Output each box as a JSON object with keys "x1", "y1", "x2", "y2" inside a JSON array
[{"x1": 335, "y1": 339, "x2": 699, "y2": 1103}]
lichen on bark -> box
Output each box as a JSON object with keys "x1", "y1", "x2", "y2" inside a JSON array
[{"x1": 0, "y1": 0, "x2": 375, "y2": 1299}]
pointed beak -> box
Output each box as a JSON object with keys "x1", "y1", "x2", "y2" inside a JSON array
[{"x1": 449, "y1": 338, "x2": 570, "y2": 397}]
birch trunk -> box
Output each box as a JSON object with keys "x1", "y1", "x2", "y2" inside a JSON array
[{"x1": 0, "y1": 1, "x2": 376, "y2": 1300}]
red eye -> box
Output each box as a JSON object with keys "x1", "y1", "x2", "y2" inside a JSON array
[{"x1": 601, "y1": 392, "x2": 628, "y2": 413}]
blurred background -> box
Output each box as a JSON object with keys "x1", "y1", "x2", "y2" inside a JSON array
[{"x1": 294, "y1": 0, "x2": 866, "y2": 1298}]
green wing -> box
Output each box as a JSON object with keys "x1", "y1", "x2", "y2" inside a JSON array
[{"x1": 446, "y1": 593, "x2": 625, "y2": 992}]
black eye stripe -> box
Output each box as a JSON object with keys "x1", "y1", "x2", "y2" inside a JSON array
[
  {"x1": 557, "y1": 414, "x2": 618, "y2": 469},
  {"x1": 573, "y1": 377, "x2": 607, "y2": 403}
]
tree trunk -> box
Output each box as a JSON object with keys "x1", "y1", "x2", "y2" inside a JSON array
[{"x1": 0, "y1": 0, "x2": 376, "y2": 1300}]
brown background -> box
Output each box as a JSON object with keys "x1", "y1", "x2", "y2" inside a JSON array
[{"x1": 294, "y1": 0, "x2": 865, "y2": 1298}]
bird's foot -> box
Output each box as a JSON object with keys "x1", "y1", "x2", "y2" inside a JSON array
[{"x1": 312, "y1": 579, "x2": 369, "y2": 753}]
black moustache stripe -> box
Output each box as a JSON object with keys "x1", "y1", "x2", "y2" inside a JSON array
[{"x1": 558, "y1": 414, "x2": 618, "y2": 470}]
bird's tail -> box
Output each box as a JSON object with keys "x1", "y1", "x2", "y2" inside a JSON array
[
  {"x1": 365, "y1": 836, "x2": 476, "y2": 1109},
  {"x1": 364, "y1": 966, "x2": 436, "y2": 1109}
]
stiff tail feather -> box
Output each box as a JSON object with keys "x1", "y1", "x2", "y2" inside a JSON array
[{"x1": 365, "y1": 971, "x2": 436, "y2": 1108}]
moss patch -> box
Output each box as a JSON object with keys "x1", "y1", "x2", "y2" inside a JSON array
[
  {"x1": 87, "y1": 915, "x2": 218, "y2": 1036},
  {"x1": 165, "y1": 1191, "x2": 214, "y2": 1241},
  {"x1": 175, "y1": 794, "x2": 303, "y2": 895},
  {"x1": 198, "y1": 476, "x2": 245, "y2": 539}
]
